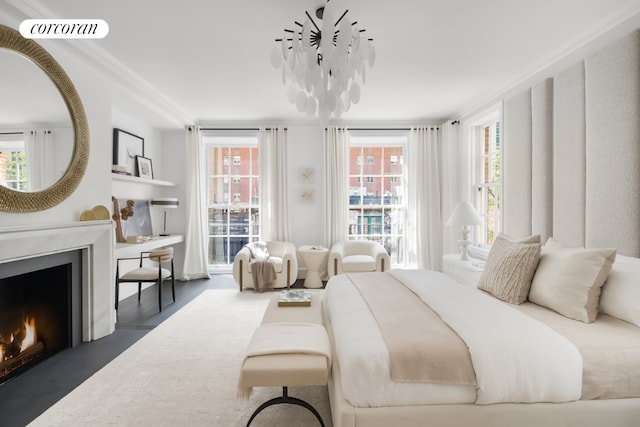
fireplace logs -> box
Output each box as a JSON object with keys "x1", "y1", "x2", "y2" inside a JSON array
[{"x1": 0, "y1": 341, "x2": 44, "y2": 377}]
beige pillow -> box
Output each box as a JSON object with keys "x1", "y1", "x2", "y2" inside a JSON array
[
  {"x1": 477, "y1": 233, "x2": 541, "y2": 304},
  {"x1": 529, "y1": 238, "x2": 616, "y2": 323}
]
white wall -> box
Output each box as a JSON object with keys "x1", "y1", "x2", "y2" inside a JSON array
[{"x1": 286, "y1": 124, "x2": 325, "y2": 249}]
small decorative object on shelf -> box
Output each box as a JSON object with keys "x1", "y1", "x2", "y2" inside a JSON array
[
  {"x1": 136, "y1": 155, "x2": 154, "y2": 179},
  {"x1": 111, "y1": 164, "x2": 131, "y2": 175},
  {"x1": 278, "y1": 289, "x2": 312, "y2": 307}
]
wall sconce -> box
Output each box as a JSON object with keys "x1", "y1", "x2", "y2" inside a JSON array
[{"x1": 151, "y1": 197, "x2": 179, "y2": 236}]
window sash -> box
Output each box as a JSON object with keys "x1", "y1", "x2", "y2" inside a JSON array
[
  {"x1": 348, "y1": 135, "x2": 408, "y2": 266},
  {"x1": 472, "y1": 117, "x2": 501, "y2": 246},
  {"x1": 204, "y1": 132, "x2": 259, "y2": 266}
]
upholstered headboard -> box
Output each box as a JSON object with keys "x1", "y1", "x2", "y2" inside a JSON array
[{"x1": 502, "y1": 30, "x2": 640, "y2": 256}]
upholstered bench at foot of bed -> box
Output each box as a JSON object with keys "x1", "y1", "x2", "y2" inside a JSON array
[{"x1": 238, "y1": 291, "x2": 330, "y2": 427}]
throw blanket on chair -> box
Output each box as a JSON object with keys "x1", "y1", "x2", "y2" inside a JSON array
[{"x1": 246, "y1": 241, "x2": 277, "y2": 292}]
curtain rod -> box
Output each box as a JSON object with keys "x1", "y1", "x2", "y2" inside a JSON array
[
  {"x1": 199, "y1": 127, "x2": 286, "y2": 131},
  {"x1": 347, "y1": 127, "x2": 446, "y2": 131},
  {"x1": 0, "y1": 131, "x2": 24, "y2": 135}
]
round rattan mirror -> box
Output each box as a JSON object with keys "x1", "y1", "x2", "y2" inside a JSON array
[{"x1": 0, "y1": 24, "x2": 89, "y2": 212}]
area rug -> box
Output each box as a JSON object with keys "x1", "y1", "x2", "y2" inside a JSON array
[{"x1": 28, "y1": 289, "x2": 332, "y2": 427}]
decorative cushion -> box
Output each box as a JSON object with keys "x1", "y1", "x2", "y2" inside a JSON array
[
  {"x1": 342, "y1": 255, "x2": 376, "y2": 272},
  {"x1": 122, "y1": 267, "x2": 172, "y2": 280},
  {"x1": 477, "y1": 233, "x2": 541, "y2": 304},
  {"x1": 599, "y1": 254, "x2": 640, "y2": 326},
  {"x1": 246, "y1": 241, "x2": 270, "y2": 261},
  {"x1": 529, "y1": 238, "x2": 616, "y2": 323}
]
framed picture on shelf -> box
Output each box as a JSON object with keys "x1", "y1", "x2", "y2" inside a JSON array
[
  {"x1": 113, "y1": 128, "x2": 144, "y2": 175},
  {"x1": 112, "y1": 198, "x2": 153, "y2": 242},
  {"x1": 136, "y1": 156, "x2": 154, "y2": 179}
]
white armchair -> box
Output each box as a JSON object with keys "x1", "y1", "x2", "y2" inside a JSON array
[
  {"x1": 233, "y1": 241, "x2": 298, "y2": 291},
  {"x1": 328, "y1": 240, "x2": 390, "y2": 277}
]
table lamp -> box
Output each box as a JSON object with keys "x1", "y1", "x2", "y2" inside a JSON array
[
  {"x1": 151, "y1": 198, "x2": 179, "y2": 236},
  {"x1": 447, "y1": 201, "x2": 483, "y2": 261}
]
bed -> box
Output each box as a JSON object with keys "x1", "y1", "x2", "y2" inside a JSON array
[
  {"x1": 321, "y1": 27, "x2": 640, "y2": 427},
  {"x1": 322, "y1": 247, "x2": 640, "y2": 427}
]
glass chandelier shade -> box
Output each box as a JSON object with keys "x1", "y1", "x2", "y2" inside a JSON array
[{"x1": 270, "y1": 1, "x2": 375, "y2": 125}]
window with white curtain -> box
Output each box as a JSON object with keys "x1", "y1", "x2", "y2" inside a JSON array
[
  {"x1": 471, "y1": 113, "x2": 501, "y2": 245},
  {"x1": 0, "y1": 134, "x2": 27, "y2": 191},
  {"x1": 203, "y1": 131, "x2": 259, "y2": 266},
  {"x1": 349, "y1": 133, "x2": 408, "y2": 266}
]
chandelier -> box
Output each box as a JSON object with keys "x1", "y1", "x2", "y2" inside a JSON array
[{"x1": 270, "y1": 1, "x2": 375, "y2": 124}]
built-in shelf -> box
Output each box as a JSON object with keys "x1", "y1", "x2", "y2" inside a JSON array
[{"x1": 111, "y1": 173, "x2": 176, "y2": 187}]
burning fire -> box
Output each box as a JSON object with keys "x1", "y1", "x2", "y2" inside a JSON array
[
  {"x1": 0, "y1": 317, "x2": 37, "y2": 362},
  {"x1": 20, "y1": 317, "x2": 37, "y2": 351}
]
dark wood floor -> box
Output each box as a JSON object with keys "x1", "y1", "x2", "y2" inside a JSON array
[{"x1": 0, "y1": 274, "x2": 245, "y2": 427}]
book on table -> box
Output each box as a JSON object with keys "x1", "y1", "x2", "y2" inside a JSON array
[{"x1": 278, "y1": 289, "x2": 312, "y2": 307}]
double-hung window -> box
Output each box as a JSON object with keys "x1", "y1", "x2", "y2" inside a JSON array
[
  {"x1": 471, "y1": 113, "x2": 501, "y2": 245},
  {"x1": 203, "y1": 131, "x2": 259, "y2": 267},
  {"x1": 0, "y1": 135, "x2": 27, "y2": 191},
  {"x1": 348, "y1": 133, "x2": 408, "y2": 266}
]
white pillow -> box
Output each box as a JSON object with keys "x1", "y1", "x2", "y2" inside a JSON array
[
  {"x1": 599, "y1": 254, "x2": 640, "y2": 326},
  {"x1": 529, "y1": 238, "x2": 616, "y2": 323}
]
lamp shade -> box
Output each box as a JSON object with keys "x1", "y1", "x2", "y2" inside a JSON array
[
  {"x1": 447, "y1": 201, "x2": 482, "y2": 226},
  {"x1": 151, "y1": 198, "x2": 179, "y2": 208}
]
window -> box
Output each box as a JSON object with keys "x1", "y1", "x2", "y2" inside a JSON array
[
  {"x1": 472, "y1": 113, "x2": 501, "y2": 245},
  {"x1": 349, "y1": 134, "x2": 407, "y2": 266},
  {"x1": 204, "y1": 132, "x2": 259, "y2": 267},
  {"x1": 0, "y1": 136, "x2": 27, "y2": 191}
]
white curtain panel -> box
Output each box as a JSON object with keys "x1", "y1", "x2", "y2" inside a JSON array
[
  {"x1": 258, "y1": 127, "x2": 289, "y2": 241},
  {"x1": 323, "y1": 126, "x2": 349, "y2": 248},
  {"x1": 181, "y1": 125, "x2": 211, "y2": 280},
  {"x1": 24, "y1": 129, "x2": 53, "y2": 190},
  {"x1": 440, "y1": 121, "x2": 459, "y2": 256},
  {"x1": 408, "y1": 126, "x2": 443, "y2": 270}
]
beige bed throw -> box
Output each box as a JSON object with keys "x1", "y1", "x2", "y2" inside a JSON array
[{"x1": 348, "y1": 272, "x2": 476, "y2": 385}]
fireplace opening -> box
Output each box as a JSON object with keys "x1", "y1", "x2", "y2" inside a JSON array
[{"x1": 0, "y1": 250, "x2": 82, "y2": 384}]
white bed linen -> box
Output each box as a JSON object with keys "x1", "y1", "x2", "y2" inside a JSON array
[
  {"x1": 325, "y1": 269, "x2": 583, "y2": 407},
  {"x1": 325, "y1": 273, "x2": 476, "y2": 407}
]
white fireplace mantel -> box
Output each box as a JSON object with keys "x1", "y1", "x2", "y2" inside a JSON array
[{"x1": 0, "y1": 221, "x2": 116, "y2": 341}]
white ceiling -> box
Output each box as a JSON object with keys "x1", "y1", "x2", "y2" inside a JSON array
[{"x1": 5, "y1": 0, "x2": 640, "y2": 127}]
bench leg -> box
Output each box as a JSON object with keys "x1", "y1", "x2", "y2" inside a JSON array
[{"x1": 246, "y1": 386, "x2": 324, "y2": 427}]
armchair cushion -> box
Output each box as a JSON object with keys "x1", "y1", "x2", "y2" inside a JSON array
[
  {"x1": 329, "y1": 240, "x2": 390, "y2": 277},
  {"x1": 342, "y1": 255, "x2": 376, "y2": 272}
]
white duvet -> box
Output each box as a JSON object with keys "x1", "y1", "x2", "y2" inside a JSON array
[{"x1": 324, "y1": 269, "x2": 583, "y2": 407}]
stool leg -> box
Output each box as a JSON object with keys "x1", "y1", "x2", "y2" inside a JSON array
[{"x1": 246, "y1": 386, "x2": 325, "y2": 427}]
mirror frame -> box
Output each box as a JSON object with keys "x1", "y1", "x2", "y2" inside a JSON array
[{"x1": 0, "y1": 24, "x2": 89, "y2": 212}]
